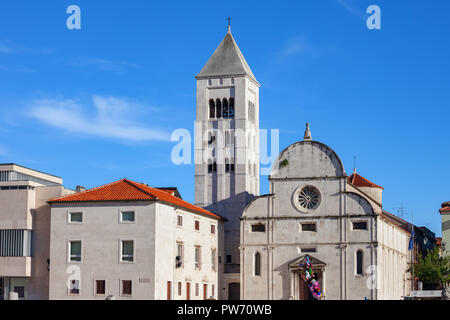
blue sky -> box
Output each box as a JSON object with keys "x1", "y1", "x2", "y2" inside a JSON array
[{"x1": 0, "y1": 0, "x2": 449, "y2": 235}]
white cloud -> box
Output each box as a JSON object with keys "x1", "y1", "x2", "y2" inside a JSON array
[
  {"x1": 0, "y1": 39, "x2": 55, "y2": 55},
  {"x1": 336, "y1": 0, "x2": 366, "y2": 21},
  {"x1": 0, "y1": 65, "x2": 35, "y2": 73},
  {"x1": 66, "y1": 57, "x2": 138, "y2": 72},
  {"x1": 27, "y1": 96, "x2": 170, "y2": 142},
  {"x1": 275, "y1": 36, "x2": 318, "y2": 58}
]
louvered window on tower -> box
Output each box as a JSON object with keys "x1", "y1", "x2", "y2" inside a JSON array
[
  {"x1": 215, "y1": 99, "x2": 222, "y2": 118},
  {"x1": 223, "y1": 98, "x2": 229, "y2": 118},
  {"x1": 229, "y1": 98, "x2": 235, "y2": 118},
  {"x1": 0, "y1": 229, "x2": 32, "y2": 257},
  {"x1": 209, "y1": 99, "x2": 215, "y2": 119}
]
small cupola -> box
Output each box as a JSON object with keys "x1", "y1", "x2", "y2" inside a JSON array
[{"x1": 347, "y1": 170, "x2": 384, "y2": 204}]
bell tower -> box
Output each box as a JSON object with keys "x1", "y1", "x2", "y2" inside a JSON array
[{"x1": 194, "y1": 25, "x2": 260, "y2": 298}]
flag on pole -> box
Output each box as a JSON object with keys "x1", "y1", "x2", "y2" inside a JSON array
[{"x1": 408, "y1": 228, "x2": 414, "y2": 250}]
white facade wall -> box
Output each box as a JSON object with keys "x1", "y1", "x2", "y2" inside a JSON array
[
  {"x1": 377, "y1": 217, "x2": 411, "y2": 300},
  {"x1": 171, "y1": 205, "x2": 220, "y2": 300},
  {"x1": 49, "y1": 201, "x2": 220, "y2": 300}
]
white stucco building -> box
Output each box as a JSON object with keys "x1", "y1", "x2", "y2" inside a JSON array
[
  {"x1": 48, "y1": 178, "x2": 224, "y2": 300},
  {"x1": 240, "y1": 127, "x2": 412, "y2": 300}
]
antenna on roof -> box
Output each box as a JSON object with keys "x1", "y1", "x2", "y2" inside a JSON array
[{"x1": 393, "y1": 203, "x2": 407, "y2": 219}]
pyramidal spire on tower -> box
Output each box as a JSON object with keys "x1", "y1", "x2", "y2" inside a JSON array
[{"x1": 196, "y1": 24, "x2": 258, "y2": 83}]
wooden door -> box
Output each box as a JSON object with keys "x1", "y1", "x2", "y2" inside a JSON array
[
  {"x1": 186, "y1": 282, "x2": 190, "y2": 300},
  {"x1": 167, "y1": 281, "x2": 171, "y2": 300},
  {"x1": 203, "y1": 284, "x2": 207, "y2": 300},
  {"x1": 299, "y1": 278, "x2": 310, "y2": 300},
  {"x1": 228, "y1": 283, "x2": 240, "y2": 300}
]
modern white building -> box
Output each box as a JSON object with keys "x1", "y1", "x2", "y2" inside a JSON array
[
  {"x1": 0, "y1": 163, "x2": 74, "y2": 300},
  {"x1": 48, "y1": 178, "x2": 224, "y2": 300},
  {"x1": 240, "y1": 127, "x2": 412, "y2": 300}
]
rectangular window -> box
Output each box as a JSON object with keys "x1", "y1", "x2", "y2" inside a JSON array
[
  {"x1": 211, "y1": 224, "x2": 215, "y2": 234},
  {"x1": 226, "y1": 255, "x2": 232, "y2": 264},
  {"x1": 177, "y1": 215, "x2": 183, "y2": 227},
  {"x1": 195, "y1": 283, "x2": 199, "y2": 296},
  {"x1": 353, "y1": 222, "x2": 368, "y2": 230},
  {"x1": 176, "y1": 242, "x2": 184, "y2": 268},
  {"x1": 96, "y1": 280, "x2": 106, "y2": 295},
  {"x1": 251, "y1": 224, "x2": 265, "y2": 232},
  {"x1": 195, "y1": 246, "x2": 201, "y2": 270},
  {"x1": 211, "y1": 249, "x2": 216, "y2": 271},
  {"x1": 301, "y1": 248, "x2": 317, "y2": 253},
  {"x1": 301, "y1": 223, "x2": 316, "y2": 232},
  {"x1": 69, "y1": 241, "x2": 82, "y2": 262},
  {"x1": 122, "y1": 280, "x2": 132, "y2": 296},
  {"x1": 69, "y1": 280, "x2": 80, "y2": 295},
  {"x1": 178, "y1": 282, "x2": 182, "y2": 296},
  {"x1": 195, "y1": 220, "x2": 200, "y2": 231},
  {"x1": 14, "y1": 286, "x2": 25, "y2": 299},
  {"x1": 0, "y1": 229, "x2": 32, "y2": 257},
  {"x1": 69, "y1": 212, "x2": 83, "y2": 223},
  {"x1": 121, "y1": 211, "x2": 135, "y2": 222},
  {"x1": 121, "y1": 240, "x2": 134, "y2": 262}
]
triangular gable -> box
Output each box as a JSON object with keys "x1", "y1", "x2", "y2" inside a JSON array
[{"x1": 289, "y1": 254, "x2": 327, "y2": 271}]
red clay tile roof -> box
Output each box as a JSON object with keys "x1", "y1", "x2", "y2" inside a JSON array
[
  {"x1": 440, "y1": 206, "x2": 450, "y2": 214},
  {"x1": 48, "y1": 179, "x2": 222, "y2": 220},
  {"x1": 347, "y1": 173, "x2": 384, "y2": 190},
  {"x1": 440, "y1": 201, "x2": 450, "y2": 214}
]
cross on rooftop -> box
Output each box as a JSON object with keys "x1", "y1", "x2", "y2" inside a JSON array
[{"x1": 227, "y1": 16, "x2": 232, "y2": 27}]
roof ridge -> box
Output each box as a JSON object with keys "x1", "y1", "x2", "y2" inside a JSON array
[
  {"x1": 47, "y1": 178, "x2": 126, "y2": 202},
  {"x1": 122, "y1": 179, "x2": 157, "y2": 200}
]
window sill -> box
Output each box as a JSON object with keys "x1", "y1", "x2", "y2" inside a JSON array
[{"x1": 68, "y1": 260, "x2": 82, "y2": 264}]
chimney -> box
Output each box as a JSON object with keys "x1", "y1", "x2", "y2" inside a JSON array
[{"x1": 76, "y1": 186, "x2": 86, "y2": 193}]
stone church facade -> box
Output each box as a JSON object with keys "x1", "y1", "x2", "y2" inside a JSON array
[
  {"x1": 240, "y1": 130, "x2": 412, "y2": 300},
  {"x1": 195, "y1": 27, "x2": 412, "y2": 300}
]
